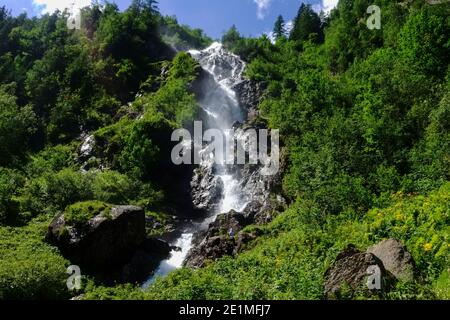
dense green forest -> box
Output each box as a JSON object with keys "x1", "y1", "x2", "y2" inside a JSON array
[{"x1": 0, "y1": 0, "x2": 449, "y2": 300}]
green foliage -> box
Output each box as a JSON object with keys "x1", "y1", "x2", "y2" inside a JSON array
[
  {"x1": 0, "y1": 218, "x2": 69, "y2": 300},
  {"x1": 65, "y1": 201, "x2": 111, "y2": 227},
  {"x1": 119, "y1": 116, "x2": 161, "y2": 179},
  {"x1": 84, "y1": 183, "x2": 449, "y2": 300},
  {"x1": 273, "y1": 15, "x2": 286, "y2": 41},
  {"x1": 434, "y1": 269, "x2": 450, "y2": 300},
  {"x1": 83, "y1": 282, "x2": 145, "y2": 300},
  {"x1": 1, "y1": 0, "x2": 449, "y2": 300},
  {"x1": 324, "y1": 0, "x2": 384, "y2": 72},
  {"x1": 168, "y1": 51, "x2": 201, "y2": 83},
  {"x1": 25, "y1": 144, "x2": 77, "y2": 177},
  {"x1": 91, "y1": 171, "x2": 140, "y2": 204},
  {"x1": 290, "y1": 3, "x2": 323, "y2": 45},
  {"x1": 398, "y1": 7, "x2": 450, "y2": 78},
  {"x1": 0, "y1": 84, "x2": 36, "y2": 165},
  {"x1": 222, "y1": 26, "x2": 273, "y2": 62},
  {"x1": 17, "y1": 169, "x2": 94, "y2": 217},
  {"x1": 409, "y1": 90, "x2": 450, "y2": 192},
  {"x1": 363, "y1": 185, "x2": 450, "y2": 279},
  {"x1": 0, "y1": 168, "x2": 24, "y2": 225},
  {"x1": 159, "y1": 15, "x2": 212, "y2": 51}
]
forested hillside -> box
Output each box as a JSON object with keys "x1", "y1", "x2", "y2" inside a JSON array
[
  {"x1": 0, "y1": 1, "x2": 210, "y2": 299},
  {"x1": 0, "y1": 0, "x2": 449, "y2": 300}
]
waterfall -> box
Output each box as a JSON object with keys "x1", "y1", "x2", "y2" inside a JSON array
[{"x1": 143, "y1": 43, "x2": 249, "y2": 287}]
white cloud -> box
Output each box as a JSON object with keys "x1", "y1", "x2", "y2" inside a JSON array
[
  {"x1": 320, "y1": 0, "x2": 338, "y2": 14},
  {"x1": 253, "y1": 0, "x2": 272, "y2": 20},
  {"x1": 264, "y1": 20, "x2": 293, "y2": 44},
  {"x1": 33, "y1": 0, "x2": 92, "y2": 14},
  {"x1": 285, "y1": 20, "x2": 294, "y2": 34}
]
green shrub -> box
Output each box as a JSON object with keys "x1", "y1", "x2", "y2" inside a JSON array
[
  {"x1": 25, "y1": 145, "x2": 77, "y2": 177},
  {"x1": 91, "y1": 171, "x2": 139, "y2": 204},
  {"x1": 17, "y1": 169, "x2": 94, "y2": 217},
  {"x1": 65, "y1": 201, "x2": 111, "y2": 227},
  {"x1": 0, "y1": 168, "x2": 24, "y2": 225},
  {"x1": 0, "y1": 84, "x2": 37, "y2": 166},
  {"x1": 0, "y1": 219, "x2": 69, "y2": 300}
]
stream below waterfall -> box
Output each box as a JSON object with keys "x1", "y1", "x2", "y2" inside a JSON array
[{"x1": 143, "y1": 42, "x2": 250, "y2": 287}]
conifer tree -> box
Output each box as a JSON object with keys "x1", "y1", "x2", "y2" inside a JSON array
[
  {"x1": 273, "y1": 15, "x2": 286, "y2": 40},
  {"x1": 290, "y1": 3, "x2": 323, "y2": 44}
]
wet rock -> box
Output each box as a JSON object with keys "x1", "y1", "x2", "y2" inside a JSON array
[
  {"x1": 234, "y1": 232, "x2": 258, "y2": 254},
  {"x1": 232, "y1": 79, "x2": 266, "y2": 121},
  {"x1": 242, "y1": 200, "x2": 273, "y2": 225},
  {"x1": 140, "y1": 237, "x2": 171, "y2": 256},
  {"x1": 79, "y1": 134, "x2": 94, "y2": 161},
  {"x1": 47, "y1": 205, "x2": 147, "y2": 272},
  {"x1": 121, "y1": 238, "x2": 171, "y2": 283},
  {"x1": 184, "y1": 235, "x2": 235, "y2": 268},
  {"x1": 184, "y1": 210, "x2": 255, "y2": 268},
  {"x1": 324, "y1": 245, "x2": 395, "y2": 299},
  {"x1": 190, "y1": 43, "x2": 246, "y2": 88},
  {"x1": 191, "y1": 165, "x2": 224, "y2": 212},
  {"x1": 185, "y1": 43, "x2": 283, "y2": 270},
  {"x1": 367, "y1": 238, "x2": 415, "y2": 281}
]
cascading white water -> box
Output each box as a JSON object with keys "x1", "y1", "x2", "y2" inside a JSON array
[
  {"x1": 143, "y1": 43, "x2": 248, "y2": 286},
  {"x1": 191, "y1": 42, "x2": 249, "y2": 215}
]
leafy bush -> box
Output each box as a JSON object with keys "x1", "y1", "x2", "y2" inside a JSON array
[
  {"x1": 159, "y1": 15, "x2": 212, "y2": 51},
  {"x1": 0, "y1": 84, "x2": 36, "y2": 166},
  {"x1": 17, "y1": 169, "x2": 94, "y2": 217},
  {"x1": 363, "y1": 184, "x2": 450, "y2": 279},
  {"x1": 0, "y1": 219, "x2": 69, "y2": 300},
  {"x1": 0, "y1": 168, "x2": 24, "y2": 225},
  {"x1": 91, "y1": 171, "x2": 140, "y2": 204},
  {"x1": 25, "y1": 145, "x2": 77, "y2": 177},
  {"x1": 65, "y1": 201, "x2": 111, "y2": 227}
]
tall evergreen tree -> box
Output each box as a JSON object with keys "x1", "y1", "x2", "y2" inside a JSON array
[
  {"x1": 273, "y1": 15, "x2": 286, "y2": 40},
  {"x1": 290, "y1": 3, "x2": 323, "y2": 44},
  {"x1": 222, "y1": 25, "x2": 242, "y2": 49}
]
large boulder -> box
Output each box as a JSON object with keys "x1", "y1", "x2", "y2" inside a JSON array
[
  {"x1": 324, "y1": 245, "x2": 395, "y2": 299},
  {"x1": 184, "y1": 210, "x2": 258, "y2": 268},
  {"x1": 47, "y1": 205, "x2": 147, "y2": 272},
  {"x1": 367, "y1": 238, "x2": 415, "y2": 281}
]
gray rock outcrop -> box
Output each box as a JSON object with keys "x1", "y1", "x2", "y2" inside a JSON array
[
  {"x1": 367, "y1": 238, "x2": 415, "y2": 281},
  {"x1": 324, "y1": 245, "x2": 395, "y2": 299}
]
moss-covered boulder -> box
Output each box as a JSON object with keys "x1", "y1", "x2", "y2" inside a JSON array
[{"x1": 47, "y1": 202, "x2": 146, "y2": 272}]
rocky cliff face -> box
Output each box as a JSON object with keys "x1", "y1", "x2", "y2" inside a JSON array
[
  {"x1": 184, "y1": 44, "x2": 287, "y2": 268},
  {"x1": 232, "y1": 79, "x2": 266, "y2": 122}
]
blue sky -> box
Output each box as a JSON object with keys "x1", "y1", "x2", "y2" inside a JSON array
[{"x1": 1, "y1": 0, "x2": 338, "y2": 39}]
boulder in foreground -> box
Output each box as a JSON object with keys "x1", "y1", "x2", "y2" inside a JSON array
[
  {"x1": 324, "y1": 245, "x2": 394, "y2": 299},
  {"x1": 367, "y1": 238, "x2": 415, "y2": 282},
  {"x1": 47, "y1": 203, "x2": 146, "y2": 272}
]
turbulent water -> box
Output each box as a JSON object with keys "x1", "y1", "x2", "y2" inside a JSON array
[{"x1": 143, "y1": 43, "x2": 249, "y2": 287}]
